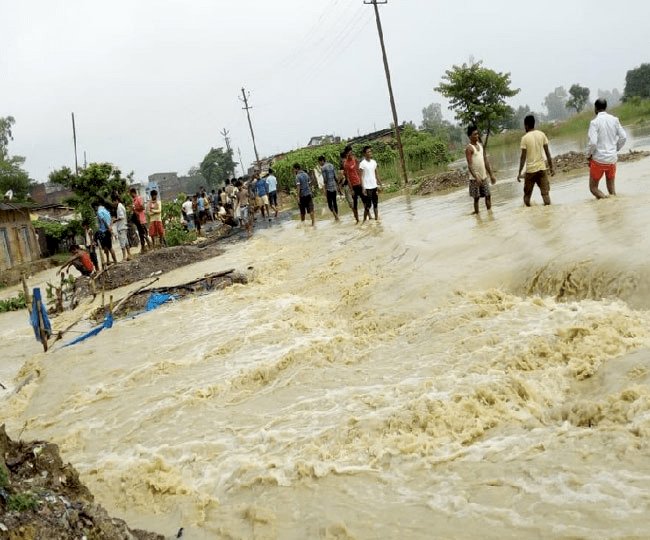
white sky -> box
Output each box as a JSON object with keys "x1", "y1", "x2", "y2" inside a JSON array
[{"x1": 2, "y1": 0, "x2": 649, "y2": 182}]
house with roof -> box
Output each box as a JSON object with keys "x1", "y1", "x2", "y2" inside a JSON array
[{"x1": 0, "y1": 202, "x2": 40, "y2": 272}]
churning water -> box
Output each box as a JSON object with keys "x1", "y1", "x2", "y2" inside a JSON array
[{"x1": 2, "y1": 134, "x2": 650, "y2": 539}]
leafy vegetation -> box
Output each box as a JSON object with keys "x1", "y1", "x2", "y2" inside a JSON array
[
  {"x1": 624, "y1": 63, "x2": 650, "y2": 100},
  {"x1": 567, "y1": 84, "x2": 590, "y2": 113},
  {"x1": 0, "y1": 116, "x2": 33, "y2": 201},
  {"x1": 199, "y1": 147, "x2": 236, "y2": 187},
  {"x1": 48, "y1": 163, "x2": 132, "y2": 226},
  {"x1": 33, "y1": 219, "x2": 84, "y2": 245},
  {"x1": 162, "y1": 194, "x2": 196, "y2": 246},
  {"x1": 435, "y1": 60, "x2": 519, "y2": 147},
  {"x1": 0, "y1": 292, "x2": 27, "y2": 313},
  {"x1": 7, "y1": 492, "x2": 39, "y2": 512}
]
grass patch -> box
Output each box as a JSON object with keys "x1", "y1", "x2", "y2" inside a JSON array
[
  {"x1": 0, "y1": 292, "x2": 27, "y2": 313},
  {"x1": 7, "y1": 492, "x2": 38, "y2": 512}
]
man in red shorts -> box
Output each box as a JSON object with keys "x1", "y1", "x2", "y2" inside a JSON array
[{"x1": 586, "y1": 98, "x2": 627, "y2": 199}]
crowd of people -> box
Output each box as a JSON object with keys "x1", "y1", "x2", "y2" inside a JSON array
[{"x1": 59, "y1": 98, "x2": 627, "y2": 278}]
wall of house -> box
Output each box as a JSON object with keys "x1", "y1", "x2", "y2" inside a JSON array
[{"x1": 0, "y1": 209, "x2": 40, "y2": 271}]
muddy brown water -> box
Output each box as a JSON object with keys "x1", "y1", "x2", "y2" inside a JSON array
[{"x1": 1, "y1": 129, "x2": 650, "y2": 539}]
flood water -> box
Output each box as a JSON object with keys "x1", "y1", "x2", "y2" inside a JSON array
[{"x1": 2, "y1": 128, "x2": 650, "y2": 539}]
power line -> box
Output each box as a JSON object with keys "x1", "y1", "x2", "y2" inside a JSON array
[{"x1": 364, "y1": 0, "x2": 408, "y2": 186}]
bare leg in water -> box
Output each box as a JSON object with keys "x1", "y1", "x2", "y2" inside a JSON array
[{"x1": 590, "y1": 177, "x2": 608, "y2": 199}]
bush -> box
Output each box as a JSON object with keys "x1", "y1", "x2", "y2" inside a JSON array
[
  {"x1": 7, "y1": 492, "x2": 38, "y2": 512},
  {"x1": 0, "y1": 292, "x2": 27, "y2": 313},
  {"x1": 165, "y1": 221, "x2": 197, "y2": 247}
]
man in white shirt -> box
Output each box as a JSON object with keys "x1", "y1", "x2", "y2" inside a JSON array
[
  {"x1": 181, "y1": 196, "x2": 195, "y2": 231},
  {"x1": 586, "y1": 98, "x2": 627, "y2": 199},
  {"x1": 358, "y1": 145, "x2": 382, "y2": 222}
]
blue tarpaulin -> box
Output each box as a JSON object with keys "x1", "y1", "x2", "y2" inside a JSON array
[
  {"x1": 145, "y1": 292, "x2": 175, "y2": 311},
  {"x1": 64, "y1": 313, "x2": 113, "y2": 347},
  {"x1": 29, "y1": 288, "x2": 51, "y2": 341}
]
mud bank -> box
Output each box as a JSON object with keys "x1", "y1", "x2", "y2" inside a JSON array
[{"x1": 0, "y1": 426, "x2": 164, "y2": 540}]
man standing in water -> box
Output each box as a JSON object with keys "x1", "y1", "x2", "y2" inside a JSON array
[
  {"x1": 318, "y1": 155, "x2": 340, "y2": 221},
  {"x1": 586, "y1": 98, "x2": 627, "y2": 199},
  {"x1": 342, "y1": 145, "x2": 363, "y2": 223},
  {"x1": 266, "y1": 168, "x2": 279, "y2": 218},
  {"x1": 465, "y1": 125, "x2": 496, "y2": 214},
  {"x1": 358, "y1": 145, "x2": 382, "y2": 222},
  {"x1": 517, "y1": 115, "x2": 555, "y2": 206},
  {"x1": 293, "y1": 163, "x2": 315, "y2": 226}
]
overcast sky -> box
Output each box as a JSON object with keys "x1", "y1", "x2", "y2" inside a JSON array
[{"x1": 2, "y1": 0, "x2": 649, "y2": 183}]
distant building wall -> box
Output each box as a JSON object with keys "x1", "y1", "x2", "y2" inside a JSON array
[
  {"x1": 30, "y1": 183, "x2": 74, "y2": 205},
  {"x1": 0, "y1": 205, "x2": 40, "y2": 271}
]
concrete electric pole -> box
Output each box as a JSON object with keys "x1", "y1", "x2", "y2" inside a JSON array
[
  {"x1": 364, "y1": 0, "x2": 408, "y2": 186},
  {"x1": 239, "y1": 88, "x2": 261, "y2": 168}
]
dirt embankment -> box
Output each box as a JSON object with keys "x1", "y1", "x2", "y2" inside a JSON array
[
  {"x1": 416, "y1": 149, "x2": 650, "y2": 195},
  {"x1": 0, "y1": 425, "x2": 164, "y2": 540}
]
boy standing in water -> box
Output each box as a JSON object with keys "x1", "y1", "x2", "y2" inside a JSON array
[
  {"x1": 318, "y1": 155, "x2": 340, "y2": 221},
  {"x1": 586, "y1": 98, "x2": 627, "y2": 199},
  {"x1": 342, "y1": 145, "x2": 363, "y2": 223},
  {"x1": 465, "y1": 125, "x2": 496, "y2": 214},
  {"x1": 517, "y1": 115, "x2": 555, "y2": 206},
  {"x1": 293, "y1": 163, "x2": 315, "y2": 226}
]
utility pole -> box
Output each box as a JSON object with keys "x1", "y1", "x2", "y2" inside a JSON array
[
  {"x1": 71, "y1": 112, "x2": 79, "y2": 176},
  {"x1": 83, "y1": 151, "x2": 87, "y2": 168},
  {"x1": 364, "y1": 0, "x2": 408, "y2": 186},
  {"x1": 239, "y1": 88, "x2": 260, "y2": 168},
  {"x1": 237, "y1": 147, "x2": 246, "y2": 177},
  {"x1": 219, "y1": 128, "x2": 232, "y2": 152}
]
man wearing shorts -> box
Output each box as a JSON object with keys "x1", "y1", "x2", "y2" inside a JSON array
[
  {"x1": 517, "y1": 115, "x2": 555, "y2": 206},
  {"x1": 147, "y1": 189, "x2": 165, "y2": 247},
  {"x1": 237, "y1": 180, "x2": 252, "y2": 236},
  {"x1": 92, "y1": 201, "x2": 118, "y2": 265},
  {"x1": 465, "y1": 125, "x2": 496, "y2": 214},
  {"x1": 255, "y1": 173, "x2": 270, "y2": 220},
  {"x1": 586, "y1": 98, "x2": 627, "y2": 199},
  {"x1": 59, "y1": 244, "x2": 95, "y2": 277},
  {"x1": 293, "y1": 163, "x2": 315, "y2": 226}
]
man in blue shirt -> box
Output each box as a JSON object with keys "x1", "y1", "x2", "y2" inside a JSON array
[
  {"x1": 92, "y1": 201, "x2": 118, "y2": 266},
  {"x1": 293, "y1": 163, "x2": 315, "y2": 226},
  {"x1": 255, "y1": 172, "x2": 270, "y2": 220},
  {"x1": 318, "y1": 155, "x2": 340, "y2": 221},
  {"x1": 266, "y1": 169, "x2": 279, "y2": 218}
]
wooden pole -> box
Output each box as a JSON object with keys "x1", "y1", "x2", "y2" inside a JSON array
[
  {"x1": 21, "y1": 274, "x2": 32, "y2": 316},
  {"x1": 71, "y1": 112, "x2": 79, "y2": 177}
]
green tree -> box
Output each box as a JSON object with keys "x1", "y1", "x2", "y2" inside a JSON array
[
  {"x1": 435, "y1": 60, "x2": 519, "y2": 147},
  {"x1": 567, "y1": 84, "x2": 590, "y2": 113},
  {"x1": 624, "y1": 63, "x2": 650, "y2": 100},
  {"x1": 503, "y1": 105, "x2": 533, "y2": 130},
  {"x1": 420, "y1": 103, "x2": 464, "y2": 146},
  {"x1": 543, "y1": 87, "x2": 570, "y2": 121},
  {"x1": 0, "y1": 116, "x2": 33, "y2": 200},
  {"x1": 199, "y1": 147, "x2": 236, "y2": 187},
  {"x1": 49, "y1": 163, "x2": 132, "y2": 226},
  {"x1": 597, "y1": 88, "x2": 622, "y2": 108}
]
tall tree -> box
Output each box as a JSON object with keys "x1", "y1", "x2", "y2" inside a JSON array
[
  {"x1": 543, "y1": 87, "x2": 570, "y2": 121},
  {"x1": 624, "y1": 63, "x2": 650, "y2": 100},
  {"x1": 0, "y1": 116, "x2": 32, "y2": 200},
  {"x1": 49, "y1": 163, "x2": 132, "y2": 225},
  {"x1": 435, "y1": 60, "x2": 519, "y2": 147},
  {"x1": 503, "y1": 105, "x2": 533, "y2": 130},
  {"x1": 567, "y1": 84, "x2": 590, "y2": 113},
  {"x1": 199, "y1": 147, "x2": 236, "y2": 187}
]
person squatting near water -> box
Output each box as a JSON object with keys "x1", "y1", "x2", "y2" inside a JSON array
[
  {"x1": 517, "y1": 115, "x2": 555, "y2": 206},
  {"x1": 586, "y1": 98, "x2": 627, "y2": 199},
  {"x1": 465, "y1": 125, "x2": 497, "y2": 214},
  {"x1": 59, "y1": 244, "x2": 95, "y2": 277}
]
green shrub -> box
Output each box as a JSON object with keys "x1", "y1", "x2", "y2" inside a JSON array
[
  {"x1": 165, "y1": 221, "x2": 197, "y2": 247},
  {"x1": 0, "y1": 292, "x2": 27, "y2": 313},
  {"x1": 7, "y1": 492, "x2": 38, "y2": 512}
]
